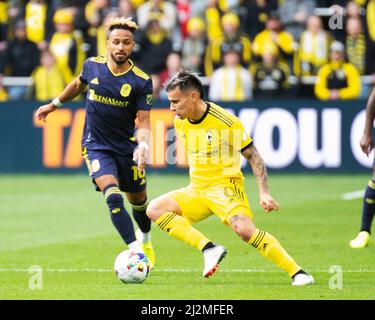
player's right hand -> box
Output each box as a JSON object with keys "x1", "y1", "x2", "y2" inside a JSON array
[
  {"x1": 133, "y1": 141, "x2": 149, "y2": 171},
  {"x1": 259, "y1": 191, "x2": 279, "y2": 213},
  {"x1": 360, "y1": 133, "x2": 373, "y2": 156},
  {"x1": 34, "y1": 103, "x2": 57, "y2": 123}
]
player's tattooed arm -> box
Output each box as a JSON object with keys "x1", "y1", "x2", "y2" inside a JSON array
[
  {"x1": 242, "y1": 144, "x2": 279, "y2": 212},
  {"x1": 241, "y1": 144, "x2": 268, "y2": 193}
]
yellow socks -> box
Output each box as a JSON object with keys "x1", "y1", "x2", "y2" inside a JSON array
[
  {"x1": 249, "y1": 229, "x2": 301, "y2": 277},
  {"x1": 156, "y1": 212, "x2": 210, "y2": 251},
  {"x1": 156, "y1": 214, "x2": 301, "y2": 277}
]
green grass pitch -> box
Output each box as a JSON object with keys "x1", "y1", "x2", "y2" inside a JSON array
[{"x1": 0, "y1": 173, "x2": 374, "y2": 300}]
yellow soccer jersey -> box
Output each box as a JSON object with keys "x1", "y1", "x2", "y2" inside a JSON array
[{"x1": 174, "y1": 102, "x2": 252, "y2": 188}]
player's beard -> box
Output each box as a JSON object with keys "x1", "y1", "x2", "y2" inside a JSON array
[{"x1": 111, "y1": 52, "x2": 129, "y2": 66}]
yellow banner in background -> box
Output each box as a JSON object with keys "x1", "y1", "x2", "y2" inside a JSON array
[{"x1": 34, "y1": 108, "x2": 188, "y2": 169}]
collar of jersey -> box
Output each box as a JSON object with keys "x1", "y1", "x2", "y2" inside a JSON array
[
  {"x1": 106, "y1": 59, "x2": 134, "y2": 76},
  {"x1": 330, "y1": 61, "x2": 344, "y2": 70},
  {"x1": 188, "y1": 102, "x2": 210, "y2": 125}
]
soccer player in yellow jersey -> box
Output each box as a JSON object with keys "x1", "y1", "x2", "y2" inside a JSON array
[{"x1": 147, "y1": 70, "x2": 314, "y2": 285}]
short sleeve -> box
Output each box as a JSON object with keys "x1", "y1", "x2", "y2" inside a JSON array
[
  {"x1": 230, "y1": 118, "x2": 253, "y2": 152},
  {"x1": 79, "y1": 59, "x2": 90, "y2": 84},
  {"x1": 136, "y1": 78, "x2": 153, "y2": 111}
]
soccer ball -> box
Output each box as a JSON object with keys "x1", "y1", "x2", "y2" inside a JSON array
[{"x1": 114, "y1": 250, "x2": 151, "y2": 284}]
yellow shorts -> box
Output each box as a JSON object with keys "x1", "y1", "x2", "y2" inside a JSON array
[{"x1": 167, "y1": 178, "x2": 253, "y2": 225}]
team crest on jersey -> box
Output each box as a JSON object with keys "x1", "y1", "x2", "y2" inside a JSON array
[
  {"x1": 206, "y1": 130, "x2": 213, "y2": 144},
  {"x1": 146, "y1": 94, "x2": 152, "y2": 105},
  {"x1": 335, "y1": 70, "x2": 346, "y2": 80},
  {"x1": 120, "y1": 84, "x2": 132, "y2": 97},
  {"x1": 271, "y1": 69, "x2": 281, "y2": 80}
]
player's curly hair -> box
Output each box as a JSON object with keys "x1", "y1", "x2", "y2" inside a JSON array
[
  {"x1": 165, "y1": 70, "x2": 205, "y2": 99},
  {"x1": 106, "y1": 17, "x2": 139, "y2": 35}
]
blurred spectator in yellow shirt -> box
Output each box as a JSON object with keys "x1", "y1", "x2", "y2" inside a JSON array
[
  {"x1": 24, "y1": 0, "x2": 48, "y2": 47},
  {"x1": 135, "y1": 13, "x2": 173, "y2": 75},
  {"x1": 0, "y1": 75, "x2": 8, "y2": 102},
  {"x1": 252, "y1": 13, "x2": 295, "y2": 68},
  {"x1": 346, "y1": 17, "x2": 374, "y2": 98},
  {"x1": 205, "y1": 12, "x2": 251, "y2": 76},
  {"x1": 315, "y1": 41, "x2": 361, "y2": 100},
  {"x1": 30, "y1": 50, "x2": 65, "y2": 101},
  {"x1": 297, "y1": 15, "x2": 332, "y2": 76},
  {"x1": 49, "y1": 8, "x2": 87, "y2": 84},
  {"x1": 0, "y1": 0, "x2": 8, "y2": 53},
  {"x1": 251, "y1": 43, "x2": 291, "y2": 99},
  {"x1": 205, "y1": 0, "x2": 222, "y2": 41},
  {"x1": 209, "y1": 46, "x2": 253, "y2": 101},
  {"x1": 137, "y1": 0, "x2": 177, "y2": 35},
  {"x1": 181, "y1": 17, "x2": 207, "y2": 73},
  {"x1": 346, "y1": 17, "x2": 367, "y2": 75}
]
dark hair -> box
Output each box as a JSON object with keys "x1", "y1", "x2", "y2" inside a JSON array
[
  {"x1": 165, "y1": 70, "x2": 205, "y2": 99},
  {"x1": 108, "y1": 24, "x2": 137, "y2": 33}
]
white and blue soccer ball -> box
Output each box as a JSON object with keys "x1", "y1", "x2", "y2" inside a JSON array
[{"x1": 114, "y1": 250, "x2": 151, "y2": 284}]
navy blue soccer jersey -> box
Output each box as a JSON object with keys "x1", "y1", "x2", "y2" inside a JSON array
[{"x1": 79, "y1": 56, "x2": 153, "y2": 155}]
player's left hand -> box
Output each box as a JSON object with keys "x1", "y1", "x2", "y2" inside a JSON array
[
  {"x1": 133, "y1": 141, "x2": 149, "y2": 171},
  {"x1": 360, "y1": 133, "x2": 373, "y2": 156},
  {"x1": 259, "y1": 191, "x2": 279, "y2": 213}
]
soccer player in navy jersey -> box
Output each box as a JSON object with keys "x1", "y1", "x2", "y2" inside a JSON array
[
  {"x1": 350, "y1": 87, "x2": 375, "y2": 249},
  {"x1": 34, "y1": 17, "x2": 155, "y2": 266}
]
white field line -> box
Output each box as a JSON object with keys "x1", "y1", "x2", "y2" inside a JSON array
[
  {"x1": 341, "y1": 190, "x2": 364, "y2": 201},
  {"x1": 0, "y1": 268, "x2": 374, "y2": 273}
]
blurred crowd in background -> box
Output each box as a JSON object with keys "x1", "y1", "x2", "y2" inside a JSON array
[{"x1": 0, "y1": 0, "x2": 375, "y2": 102}]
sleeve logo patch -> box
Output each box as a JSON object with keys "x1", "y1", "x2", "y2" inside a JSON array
[{"x1": 146, "y1": 94, "x2": 153, "y2": 105}]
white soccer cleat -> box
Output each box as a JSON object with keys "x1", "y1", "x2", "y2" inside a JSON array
[
  {"x1": 292, "y1": 272, "x2": 314, "y2": 286},
  {"x1": 203, "y1": 245, "x2": 227, "y2": 278}
]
